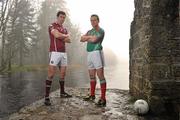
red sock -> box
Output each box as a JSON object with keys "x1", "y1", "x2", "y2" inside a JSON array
[
  {"x1": 45, "y1": 80, "x2": 52, "y2": 98},
  {"x1": 90, "y1": 80, "x2": 96, "y2": 96},
  {"x1": 100, "y1": 79, "x2": 106, "y2": 100}
]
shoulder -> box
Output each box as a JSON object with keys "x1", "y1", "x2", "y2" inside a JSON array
[
  {"x1": 98, "y1": 28, "x2": 104, "y2": 36},
  {"x1": 49, "y1": 22, "x2": 58, "y2": 28},
  {"x1": 87, "y1": 29, "x2": 93, "y2": 34},
  {"x1": 99, "y1": 28, "x2": 105, "y2": 33}
]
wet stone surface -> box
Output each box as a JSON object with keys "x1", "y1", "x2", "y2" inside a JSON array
[{"x1": 7, "y1": 88, "x2": 172, "y2": 120}]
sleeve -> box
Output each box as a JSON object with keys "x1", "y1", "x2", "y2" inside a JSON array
[
  {"x1": 48, "y1": 24, "x2": 56, "y2": 32},
  {"x1": 64, "y1": 28, "x2": 68, "y2": 34},
  {"x1": 96, "y1": 30, "x2": 105, "y2": 43},
  {"x1": 85, "y1": 30, "x2": 91, "y2": 35}
]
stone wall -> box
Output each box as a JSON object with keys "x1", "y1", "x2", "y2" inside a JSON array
[{"x1": 130, "y1": 0, "x2": 180, "y2": 118}]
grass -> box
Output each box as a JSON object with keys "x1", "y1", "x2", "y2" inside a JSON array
[
  {"x1": 0, "y1": 64, "x2": 85, "y2": 74},
  {"x1": 12, "y1": 64, "x2": 48, "y2": 72},
  {"x1": 0, "y1": 64, "x2": 48, "y2": 74}
]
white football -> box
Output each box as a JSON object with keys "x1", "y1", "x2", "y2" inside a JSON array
[{"x1": 134, "y1": 99, "x2": 149, "y2": 115}]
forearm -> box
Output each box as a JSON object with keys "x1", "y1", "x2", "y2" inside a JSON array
[
  {"x1": 54, "y1": 32, "x2": 68, "y2": 39},
  {"x1": 80, "y1": 35, "x2": 89, "y2": 42},
  {"x1": 51, "y1": 29, "x2": 68, "y2": 39},
  {"x1": 64, "y1": 37, "x2": 71, "y2": 43},
  {"x1": 80, "y1": 35, "x2": 97, "y2": 42},
  {"x1": 87, "y1": 36, "x2": 97, "y2": 42}
]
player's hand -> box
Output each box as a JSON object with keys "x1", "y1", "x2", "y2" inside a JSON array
[
  {"x1": 64, "y1": 37, "x2": 71, "y2": 43},
  {"x1": 64, "y1": 34, "x2": 70, "y2": 38},
  {"x1": 80, "y1": 35, "x2": 88, "y2": 42}
]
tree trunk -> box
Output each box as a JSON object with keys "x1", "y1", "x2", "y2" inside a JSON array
[
  {"x1": 19, "y1": 38, "x2": 23, "y2": 67},
  {"x1": 0, "y1": 0, "x2": 13, "y2": 69},
  {"x1": 7, "y1": 46, "x2": 12, "y2": 70},
  {"x1": 8, "y1": 57, "x2": 11, "y2": 71},
  {"x1": 1, "y1": 30, "x2": 6, "y2": 68}
]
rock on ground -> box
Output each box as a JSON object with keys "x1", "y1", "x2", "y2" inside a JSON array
[{"x1": 7, "y1": 88, "x2": 172, "y2": 120}]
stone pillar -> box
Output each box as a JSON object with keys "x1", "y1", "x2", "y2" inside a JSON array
[{"x1": 130, "y1": 0, "x2": 180, "y2": 117}]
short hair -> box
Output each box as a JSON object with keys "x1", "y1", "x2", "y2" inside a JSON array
[
  {"x1": 91, "y1": 14, "x2": 99, "y2": 21},
  {"x1": 57, "y1": 11, "x2": 66, "y2": 17}
]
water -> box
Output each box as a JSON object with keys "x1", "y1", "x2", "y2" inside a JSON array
[
  {"x1": 105, "y1": 62, "x2": 129, "y2": 90},
  {"x1": 0, "y1": 62, "x2": 129, "y2": 119},
  {"x1": 0, "y1": 72, "x2": 47, "y2": 118}
]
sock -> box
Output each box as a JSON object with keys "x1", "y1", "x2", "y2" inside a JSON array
[
  {"x1": 90, "y1": 80, "x2": 96, "y2": 96},
  {"x1": 59, "y1": 79, "x2": 65, "y2": 94},
  {"x1": 100, "y1": 79, "x2": 106, "y2": 100},
  {"x1": 45, "y1": 79, "x2": 52, "y2": 98}
]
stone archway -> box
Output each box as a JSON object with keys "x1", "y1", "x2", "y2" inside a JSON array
[{"x1": 129, "y1": 0, "x2": 180, "y2": 118}]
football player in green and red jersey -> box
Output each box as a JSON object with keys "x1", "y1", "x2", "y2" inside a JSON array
[{"x1": 80, "y1": 14, "x2": 106, "y2": 107}]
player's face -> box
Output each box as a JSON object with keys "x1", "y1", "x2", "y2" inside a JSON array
[
  {"x1": 57, "y1": 14, "x2": 66, "y2": 24},
  {"x1": 90, "y1": 16, "x2": 99, "y2": 28}
]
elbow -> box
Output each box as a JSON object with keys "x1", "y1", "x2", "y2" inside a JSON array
[
  {"x1": 80, "y1": 37, "x2": 83, "y2": 42},
  {"x1": 80, "y1": 39, "x2": 85, "y2": 42},
  {"x1": 80, "y1": 36, "x2": 86, "y2": 42},
  {"x1": 53, "y1": 33, "x2": 60, "y2": 38},
  {"x1": 54, "y1": 35, "x2": 59, "y2": 38}
]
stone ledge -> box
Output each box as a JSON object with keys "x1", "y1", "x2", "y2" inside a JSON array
[{"x1": 6, "y1": 88, "x2": 173, "y2": 120}]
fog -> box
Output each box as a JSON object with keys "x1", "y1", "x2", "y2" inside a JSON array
[{"x1": 0, "y1": 0, "x2": 133, "y2": 89}]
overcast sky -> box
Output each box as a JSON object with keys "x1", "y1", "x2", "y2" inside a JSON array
[{"x1": 66, "y1": 0, "x2": 134, "y2": 60}]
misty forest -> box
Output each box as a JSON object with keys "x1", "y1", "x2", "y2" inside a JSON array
[
  {"x1": 0, "y1": 0, "x2": 86, "y2": 73},
  {"x1": 0, "y1": 0, "x2": 128, "y2": 119}
]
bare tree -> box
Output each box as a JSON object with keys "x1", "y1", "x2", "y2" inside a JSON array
[
  {"x1": 7, "y1": 0, "x2": 37, "y2": 67},
  {"x1": 0, "y1": 0, "x2": 14, "y2": 70}
]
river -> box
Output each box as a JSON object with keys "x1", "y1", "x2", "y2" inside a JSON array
[{"x1": 0, "y1": 62, "x2": 129, "y2": 119}]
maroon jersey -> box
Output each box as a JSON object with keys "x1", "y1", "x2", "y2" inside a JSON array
[{"x1": 48, "y1": 22, "x2": 68, "y2": 52}]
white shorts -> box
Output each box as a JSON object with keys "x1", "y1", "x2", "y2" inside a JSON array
[
  {"x1": 87, "y1": 50, "x2": 105, "y2": 69},
  {"x1": 49, "y1": 52, "x2": 67, "y2": 66}
]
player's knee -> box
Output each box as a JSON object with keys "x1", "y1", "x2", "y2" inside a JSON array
[
  {"x1": 60, "y1": 72, "x2": 65, "y2": 77},
  {"x1": 90, "y1": 77, "x2": 96, "y2": 80},
  {"x1": 60, "y1": 73, "x2": 65, "y2": 78},
  {"x1": 98, "y1": 75, "x2": 105, "y2": 80},
  {"x1": 60, "y1": 78, "x2": 65, "y2": 81},
  {"x1": 89, "y1": 74, "x2": 95, "y2": 79},
  {"x1": 48, "y1": 69, "x2": 56, "y2": 77},
  {"x1": 47, "y1": 75, "x2": 54, "y2": 80}
]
